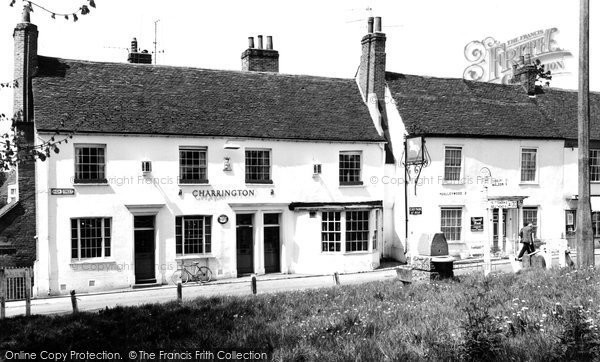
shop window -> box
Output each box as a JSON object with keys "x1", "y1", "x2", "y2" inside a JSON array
[
  {"x1": 71, "y1": 218, "x2": 111, "y2": 259},
  {"x1": 321, "y1": 210, "x2": 374, "y2": 253},
  {"x1": 444, "y1": 146, "x2": 462, "y2": 181},
  {"x1": 441, "y1": 207, "x2": 462, "y2": 241},
  {"x1": 591, "y1": 150, "x2": 600, "y2": 182},
  {"x1": 245, "y1": 149, "x2": 272, "y2": 183},
  {"x1": 74, "y1": 144, "x2": 107, "y2": 184},
  {"x1": 179, "y1": 147, "x2": 208, "y2": 184},
  {"x1": 520, "y1": 148, "x2": 537, "y2": 182},
  {"x1": 321, "y1": 211, "x2": 341, "y2": 252},
  {"x1": 339, "y1": 151, "x2": 362, "y2": 185},
  {"x1": 176, "y1": 216, "x2": 212, "y2": 255}
]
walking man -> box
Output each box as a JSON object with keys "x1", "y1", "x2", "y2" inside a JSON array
[{"x1": 517, "y1": 222, "x2": 535, "y2": 261}]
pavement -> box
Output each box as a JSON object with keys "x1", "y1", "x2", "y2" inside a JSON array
[{"x1": 3, "y1": 252, "x2": 596, "y2": 318}]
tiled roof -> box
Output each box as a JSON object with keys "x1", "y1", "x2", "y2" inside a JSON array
[
  {"x1": 32, "y1": 56, "x2": 384, "y2": 143},
  {"x1": 386, "y1": 72, "x2": 600, "y2": 140}
]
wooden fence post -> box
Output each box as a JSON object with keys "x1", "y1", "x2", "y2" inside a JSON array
[
  {"x1": 70, "y1": 290, "x2": 78, "y2": 314},
  {"x1": 251, "y1": 275, "x2": 257, "y2": 295},
  {"x1": 0, "y1": 269, "x2": 5, "y2": 320},
  {"x1": 177, "y1": 281, "x2": 182, "y2": 303},
  {"x1": 24, "y1": 268, "x2": 31, "y2": 317},
  {"x1": 333, "y1": 272, "x2": 340, "y2": 286}
]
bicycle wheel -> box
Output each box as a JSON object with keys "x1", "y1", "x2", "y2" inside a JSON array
[
  {"x1": 171, "y1": 269, "x2": 189, "y2": 285},
  {"x1": 196, "y1": 266, "x2": 212, "y2": 283}
]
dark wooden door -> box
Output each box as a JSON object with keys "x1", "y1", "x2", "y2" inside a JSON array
[
  {"x1": 263, "y1": 213, "x2": 280, "y2": 273},
  {"x1": 134, "y1": 216, "x2": 156, "y2": 284},
  {"x1": 236, "y1": 214, "x2": 254, "y2": 275}
]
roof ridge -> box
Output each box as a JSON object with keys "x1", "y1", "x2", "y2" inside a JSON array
[{"x1": 36, "y1": 55, "x2": 356, "y2": 82}]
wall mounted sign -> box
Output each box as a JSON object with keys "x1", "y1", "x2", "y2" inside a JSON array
[
  {"x1": 217, "y1": 214, "x2": 229, "y2": 224},
  {"x1": 464, "y1": 28, "x2": 571, "y2": 84},
  {"x1": 409, "y1": 207, "x2": 422, "y2": 215},
  {"x1": 50, "y1": 188, "x2": 75, "y2": 196},
  {"x1": 440, "y1": 191, "x2": 465, "y2": 196},
  {"x1": 471, "y1": 217, "x2": 484, "y2": 232},
  {"x1": 489, "y1": 200, "x2": 517, "y2": 209},
  {"x1": 192, "y1": 189, "x2": 256, "y2": 199}
]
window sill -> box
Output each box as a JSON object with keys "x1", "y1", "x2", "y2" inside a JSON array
[
  {"x1": 70, "y1": 258, "x2": 115, "y2": 265},
  {"x1": 340, "y1": 181, "x2": 363, "y2": 186},
  {"x1": 179, "y1": 180, "x2": 209, "y2": 185},
  {"x1": 442, "y1": 180, "x2": 465, "y2": 185},
  {"x1": 74, "y1": 179, "x2": 109, "y2": 186},
  {"x1": 519, "y1": 182, "x2": 539, "y2": 186},
  {"x1": 343, "y1": 251, "x2": 372, "y2": 255},
  {"x1": 245, "y1": 180, "x2": 273, "y2": 185},
  {"x1": 175, "y1": 254, "x2": 216, "y2": 260}
]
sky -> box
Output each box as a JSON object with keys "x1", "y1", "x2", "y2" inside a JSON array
[{"x1": 0, "y1": 0, "x2": 598, "y2": 118}]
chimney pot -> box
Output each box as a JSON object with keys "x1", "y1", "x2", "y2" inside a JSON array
[
  {"x1": 266, "y1": 36, "x2": 273, "y2": 50},
  {"x1": 367, "y1": 17, "x2": 374, "y2": 33},
  {"x1": 131, "y1": 37, "x2": 138, "y2": 53},
  {"x1": 374, "y1": 17, "x2": 382, "y2": 32},
  {"x1": 257, "y1": 35, "x2": 263, "y2": 49},
  {"x1": 248, "y1": 36, "x2": 255, "y2": 49},
  {"x1": 21, "y1": 5, "x2": 31, "y2": 23}
]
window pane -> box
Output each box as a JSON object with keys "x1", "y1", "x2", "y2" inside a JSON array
[
  {"x1": 345, "y1": 210, "x2": 369, "y2": 252},
  {"x1": 444, "y1": 147, "x2": 462, "y2": 181},
  {"x1": 179, "y1": 148, "x2": 207, "y2": 182},
  {"x1": 73, "y1": 217, "x2": 108, "y2": 259},
  {"x1": 441, "y1": 208, "x2": 462, "y2": 241},
  {"x1": 245, "y1": 150, "x2": 271, "y2": 182},
  {"x1": 322, "y1": 211, "x2": 342, "y2": 252},
  {"x1": 177, "y1": 215, "x2": 212, "y2": 255},
  {"x1": 521, "y1": 149, "x2": 537, "y2": 182},
  {"x1": 75, "y1": 145, "x2": 106, "y2": 181},
  {"x1": 339, "y1": 152, "x2": 362, "y2": 184}
]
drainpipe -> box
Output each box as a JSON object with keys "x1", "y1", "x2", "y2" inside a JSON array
[{"x1": 404, "y1": 139, "x2": 409, "y2": 257}]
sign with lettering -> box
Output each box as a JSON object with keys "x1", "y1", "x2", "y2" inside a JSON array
[
  {"x1": 409, "y1": 207, "x2": 422, "y2": 215},
  {"x1": 440, "y1": 191, "x2": 465, "y2": 196},
  {"x1": 464, "y1": 28, "x2": 571, "y2": 84},
  {"x1": 489, "y1": 200, "x2": 517, "y2": 209},
  {"x1": 192, "y1": 189, "x2": 256, "y2": 199},
  {"x1": 50, "y1": 188, "x2": 75, "y2": 196},
  {"x1": 471, "y1": 217, "x2": 484, "y2": 232}
]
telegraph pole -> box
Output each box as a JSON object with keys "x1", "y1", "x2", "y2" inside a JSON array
[{"x1": 576, "y1": 0, "x2": 594, "y2": 268}]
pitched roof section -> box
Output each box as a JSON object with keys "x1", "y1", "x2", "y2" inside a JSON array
[
  {"x1": 386, "y1": 72, "x2": 600, "y2": 140},
  {"x1": 32, "y1": 56, "x2": 383, "y2": 143}
]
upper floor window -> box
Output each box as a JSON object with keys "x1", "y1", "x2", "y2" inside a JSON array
[
  {"x1": 175, "y1": 215, "x2": 212, "y2": 255},
  {"x1": 74, "y1": 144, "x2": 106, "y2": 184},
  {"x1": 444, "y1": 146, "x2": 462, "y2": 181},
  {"x1": 179, "y1": 147, "x2": 208, "y2": 184},
  {"x1": 591, "y1": 150, "x2": 600, "y2": 182},
  {"x1": 441, "y1": 207, "x2": 462, "y2": 241},
  {"x1": 339, "y1": 151, "x2": 362, "y2": 185},
  {"x1": 71, "y1": 217, "x2": 111, "y2": 259},
  {"x1": 245, "y1": 149, "x2": 272, "y2": 183},
  {"x1": 520, "y1": 148, "x2": 537, "y2": 183}
]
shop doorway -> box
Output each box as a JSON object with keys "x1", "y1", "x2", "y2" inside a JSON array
[
  {"x1": 492, "y1": 209, "x2": 507, "y2": 252},
  {"x1": 263, "y1": 213, "x2": 281, "y2": 273}
]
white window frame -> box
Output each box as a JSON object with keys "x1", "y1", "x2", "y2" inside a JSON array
[
  {"x1": 7, "y1": 185, "x2": 17, "y2": 203},
  {"x1": 74, "y1": 144, "x2": 107, "y2": 184},
  {"x1": 339, "y1": 151, "x2": 363, "y2": 186},
  {"x1": 175, "y1": 215, "x2": 212, "y2": 256},
  {"x1": 245, "y1": 148, "x2": 272, "y2": 184},
  {"x1": 443, "y1": 146, "x2": 463, "y2": 182},
  {"x1": 522, "y1": 206, "x2": 539, "y2": 238},
  {"x1": 590, "y1": 149, "x2": 600, "y2": 182},
  {"x1": 520, "y1": 147, "x2": 538, "y2": 184},
  {"x1": 179, "y1": 146, "x2": 208, "y2": 184},
  {"x1": 71, "y1": 217, "x2": 111, "y2": 260},
  {"x1": 320, "y1": 209, "x2": 375, "y2": 254},
  {"x1": 440, "y1": 207, "x2": 462, "y2": 242}
]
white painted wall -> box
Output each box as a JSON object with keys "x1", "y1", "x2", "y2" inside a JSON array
[{"x1": 34, "y1": 134, "x2": 385, "y2": 296}]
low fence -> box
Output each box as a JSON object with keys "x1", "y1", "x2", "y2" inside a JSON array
[{"x1": 0, "y1": 267, "x2": 33, "y2": 318}]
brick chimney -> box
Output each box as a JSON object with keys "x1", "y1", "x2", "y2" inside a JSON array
[
  {"x1": 5, "y1": 5, "x2": 38, "y2": 267},
  {"x1": 241, "y1": 35, "x2": 279, "y2": 72},
  {"x1": 357, "y1": 17, "x2": 386, "y2": 103},
  {"x1": 127, "y1": 38, "x2": 152, "y2": 64},
  {"x1": 511, "y1": 54, "x2": 537, "y2": 95}
]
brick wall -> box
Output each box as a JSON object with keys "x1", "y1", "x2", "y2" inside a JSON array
[{"x1": 241, "y1": 49, "x2": 279, "y2": 72}]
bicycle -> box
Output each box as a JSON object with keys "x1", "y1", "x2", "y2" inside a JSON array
[{"x1": 171, "y1": 262, "x2": 212, "y2": 284}]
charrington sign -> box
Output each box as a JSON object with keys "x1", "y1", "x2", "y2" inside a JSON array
[{"x1": 463, "y1": 28, "x2": 571, "y2": 84}]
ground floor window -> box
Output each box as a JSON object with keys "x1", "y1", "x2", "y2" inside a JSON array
[
  {"x1": 321, "y1": 210, "x2": 373, "y2": 253},
  {"x1": 592, "y1": 212, "x2": 600, "y2": 237},
  {"x1": 440, "y1": 208, "x2": 462, "y2": 241},
  {"x1": 176, "y1": 215, "x2": 212, "y2": 255},
  {"x1": 71, "y1": 218, "x2": 111, "y2": 259},
  {"x1": 523, "y1": 207, "x2": 538, "y2": 236}
]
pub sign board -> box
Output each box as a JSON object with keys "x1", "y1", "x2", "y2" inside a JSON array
[
  {"x1": 409, "y1": 207, "x2": 422, "y2": 215},
  {"x1": 471, "y1": 217, "x2": 484, "y2": 231}
]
